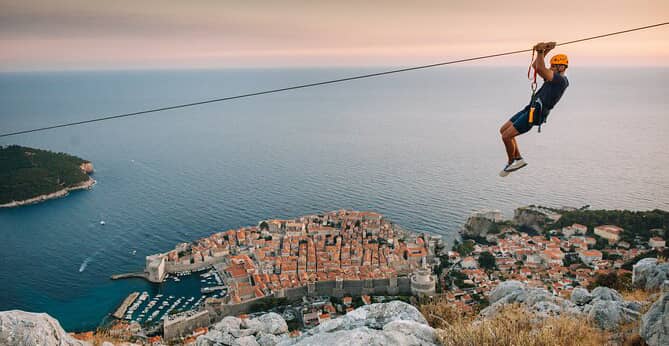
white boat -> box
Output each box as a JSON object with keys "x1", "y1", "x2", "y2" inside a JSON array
[{"x1": 100, "y1": 221, "x2": 106, "y2": 225}]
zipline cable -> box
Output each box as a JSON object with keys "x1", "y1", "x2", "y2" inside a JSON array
[{"x1": 1, "y1": 21, "x2": 668, "y2": 138}]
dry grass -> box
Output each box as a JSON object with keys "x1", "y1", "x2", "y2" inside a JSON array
[
  {"x1": 422, "y1": 302, "x2": 609, "y2": 346},
  {"x1": 622, "y1": 289, "x2": 655, "y2": 306},
  {"x1": 419, "y1": 297, "x2": 473, "y2": 329}
]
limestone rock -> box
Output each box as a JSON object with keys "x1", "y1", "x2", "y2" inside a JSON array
[
  {"x1": 463, "y1": 216, "x2": 497, "y2": 238},
  {"x1": 234, "y1": 335, "x2": 260, "y2": 346},
  {"x1": 201, "y1": 302, "x2": 435, "y2": 346},
  {"x1": 215, "y1": 316, "x2": 242, "y2": 332},
  {"x1": 284, "y1": 301, "x2": 437, "y2": 346},
  {"x1": 288, "y1": 326, "x2": 434, "y2": 346},
  {"x1": 591, "y1": 286, "x2": 623, "y2": 302},
  {"x1": 570, "y1": 287, "x2": 593, "y2": 305},
  {"x1": 586, "y1": 300, "x2": 640, "y2": 331},
  {"x1": 640, "y1": 292, "x2": 669, "y2": 346},
  {"x1": 633, "y1": 258, "x2": 669, "y2": 291},
  {"x1": 483, "y1": 281, "x2": 641, "y2": 331},
  {"x1": 196, "y1": 329, "x2": 223, "y2": 346},
  {"x1": 255, "y1": 313, "x2": 288, "y2": 335},
  {"x1": 0, "y1": 310, "x2": 89, "y2": 346},
  {"x1": 512, "y1": 207, "x2": 558, "y2": 231},
  {"x1": 488, "y1": 280, "x2": 526, "y2": 304},
  {"x1": 382, "y1": 320, "x2": 438, "y2": 344},
  {"x1": 482, "y1": 281, "x2": 577, "y2": 318},
  {"x1": 309, "y1": 301, "x2": 427, "y2": 335},
  {"x1": 242, "y1": 318, "x2": 263, "y2": 333},
  {"x1": 230, "y1": 328, "x2": 258, "y2": 338},
  {"x1": 256, "y1": 332, "x2": 282, "y2": 346}
]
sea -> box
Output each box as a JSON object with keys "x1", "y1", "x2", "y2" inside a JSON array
[{"x1": 1, "y1": 67, "x2": 668, "y2": 331}]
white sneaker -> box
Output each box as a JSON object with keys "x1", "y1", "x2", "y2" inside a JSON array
[
  {"x1": 499, "y1": 162, "x2": 513, "y2": 177},
  {"x1": 507, "y1": 158, "x2": 527, "y2": 172}
]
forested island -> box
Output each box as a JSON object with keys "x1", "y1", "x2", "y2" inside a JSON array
[{"x1": 0, "y1": 145, "x2": 95, "y2": 207}]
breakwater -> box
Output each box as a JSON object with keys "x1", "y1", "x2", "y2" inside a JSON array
[
  {"x1": 110, "y1": 272, "x2": 148, "y2": 280},
  {"x1": 112, "y1": 292, "x2": 139, "y2": 319}
]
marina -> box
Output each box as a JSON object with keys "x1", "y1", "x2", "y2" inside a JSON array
[{"x1": 113, "y1": 267, "x2": 227, "y2": 327}]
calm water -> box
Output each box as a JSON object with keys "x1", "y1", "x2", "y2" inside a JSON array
[{"x1": 1, "y1": 67, "x2": 668, "y2": 331}]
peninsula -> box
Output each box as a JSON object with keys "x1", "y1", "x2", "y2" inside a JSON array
[
  {"x1": 110, "y1": 210, "x2": 440, "y2": 340},
  {"x1": 0, "y1": 145, "x2": 95, "y2": 208}
]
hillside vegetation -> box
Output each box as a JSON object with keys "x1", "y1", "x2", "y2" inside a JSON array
[
  {"x1": 0, "y1": 145, "x2": 90, "y2": 204},
  {"x1": 547, "y1": 208, "x2": 669, "y2": 243},
  {"x1": 421, "y1": 302, "x2": 609, "y2": 346}
]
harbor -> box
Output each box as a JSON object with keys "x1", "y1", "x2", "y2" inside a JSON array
[{"x1": 112, "y1": 267, "x2": 227, "y2": 327}]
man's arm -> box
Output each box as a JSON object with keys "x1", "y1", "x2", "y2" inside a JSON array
[{"x1": 532, "y1": 42, "x2": 555, "y2": 82}]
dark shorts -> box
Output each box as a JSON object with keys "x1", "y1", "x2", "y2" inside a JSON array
[{"x1": 509, "y1": 105, "x2": 535, "y2": 134}]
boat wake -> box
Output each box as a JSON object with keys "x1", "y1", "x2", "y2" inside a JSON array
[{"x1": 79, "y1": 257, "x2": 92, "y2": 272}]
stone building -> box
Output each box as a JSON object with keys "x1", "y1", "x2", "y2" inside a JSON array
[
  {"x1": 410, "y1": 265, "x2": 436, "y2": 297},
  {"x1": 146, "y1": 254, "x2": 166, "y2": 283}
]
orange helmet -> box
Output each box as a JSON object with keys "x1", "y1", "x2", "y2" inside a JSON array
[{"x1": 550, "y1": 54, "x2": 569, "y2": 66}]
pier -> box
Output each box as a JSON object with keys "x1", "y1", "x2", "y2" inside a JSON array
[
  {"x1": 113, "y1": 292, "x2": 139, "y2": 319},
  {"x1": 111, "y1": 272, "x2": 149, "y2": 280}
]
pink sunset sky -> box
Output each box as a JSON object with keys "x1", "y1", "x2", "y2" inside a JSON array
[{"x1": 1, "y1": 0, "x2": 668, "y2": 71}]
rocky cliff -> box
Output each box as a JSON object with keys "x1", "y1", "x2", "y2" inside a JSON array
[
  {"x1": 0, "y1": 310, "x2": 89, "y2": 346},
  {"x1": 640, "y1": 292, "x2": 669, "y2": 346},
  {"x1": 512, "y1": 206, "x2": 559, "y2": 231},
  {"x1": 80, "y1": 162, "x2": 95, "y2": 174},
  {"x1": 462, "y1": 216, "x2": 497, "y2": 238}
]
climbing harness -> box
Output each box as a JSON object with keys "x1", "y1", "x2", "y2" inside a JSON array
[{"x1": 527, "y1": 49, "x2": 544, "y2": 133}]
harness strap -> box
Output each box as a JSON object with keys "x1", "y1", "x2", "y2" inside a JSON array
[{"x1": 527, "y1": 48, "x2": 540, "y2": 128}]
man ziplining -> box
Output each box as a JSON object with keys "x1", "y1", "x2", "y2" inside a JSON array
[{"x1": 499, "y1": 41, "x2": 569, "y2": 177}]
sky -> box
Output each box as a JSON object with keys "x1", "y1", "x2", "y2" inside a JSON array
[{"x1": 1, "y1": 0, "x2": 668, "y2": 71}]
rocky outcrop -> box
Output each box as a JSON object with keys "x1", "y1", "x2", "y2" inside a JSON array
[
  {"x1": 570, "y1": 287, "x2": 593, "y2": 305},
  {"x1": 512, "y1": 206, "x2": 560, "y2": 231},
  {"x1": 633, "y1": 258, "x2": 669, "y2": 291},
  {"x1": 197, "y1": 301, "x2": 438, "y2": 346},
  {"x1": 197, "y1": 313, "x2": 289, "y2": 346},
  {"x1": 640, "y1": 292, "x2": 669, "y2": 346},
  {"x1": 462, "y1": 216, "x2": 497, "y2": 238},
  {"x1": 80, "y1": 162, "x2": 95, "y2": 174},
  {"x1": 0, "y1": 310, "x2": 89, "y2": 346},
  {"x1": 286, "y1": 301, "x2": 436, "y2": 346},
  {"x1": 482, "y1": 281, "x2": 579, "y2": 319},
  {"x1": 482, "y1": 281, "x2": 642, "y2": 330}
]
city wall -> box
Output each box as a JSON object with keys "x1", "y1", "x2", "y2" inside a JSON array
[
  {"x1": 163, "y1": 310, "x2": 210, "y2": 341},
  {"x1": 206, "y1": 276, "x2": 412, "y2": 320}
]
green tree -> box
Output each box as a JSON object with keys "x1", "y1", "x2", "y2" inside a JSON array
[{"x1": 478, "y1": 251, "x2": 496, "y2": 270}]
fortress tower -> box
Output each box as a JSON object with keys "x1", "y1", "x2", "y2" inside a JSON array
[{"x1": 410, "y1": 263, "x2": 436, "y2": 297}]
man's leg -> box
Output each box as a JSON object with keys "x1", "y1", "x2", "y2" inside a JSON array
[
  {"x1": 500, "y1": 121, "x2": 519, "y2": 164},
  {"x1": 511, "y1": 137, "x2": 521, "y2": 160}
]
